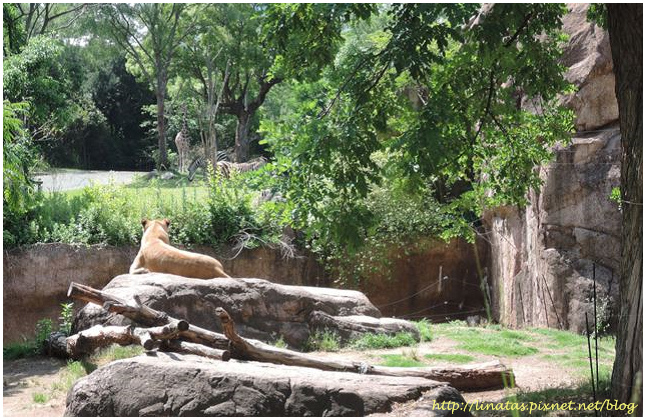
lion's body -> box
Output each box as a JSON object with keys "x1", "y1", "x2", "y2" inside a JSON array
[{"x1": 129, "y1": 219, "x2": 229, "y2": 279}]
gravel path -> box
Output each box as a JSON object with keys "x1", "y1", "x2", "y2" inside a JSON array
[{"x1": 34, "y1": 169, "x2": 147, "y2": 193}]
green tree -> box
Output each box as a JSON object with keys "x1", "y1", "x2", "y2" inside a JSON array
[
  {"x1": 3, "y1": 35, "x2": 80, "y2": 144},
  {"x1": 3, "y1": 100, "x2": 38, "y2": 246},
  {"x1": 92, "y1": 55, "x2": 156, "y2": 170},
  {"x1": 170, "y1": 3, "x2": 235, "y2": 168},
  {"x1": 3, "y1": 3, "x2": 90, "y2": 55},
  {"x1": 97, "y1": 3, "x2": 196, "y2": 169},
  {"x1": 214, "y1": 4, "x2": 282, "y2": 163},
  {"x1": 261, "y1": 4, "x2": 573, "y2": 255}
]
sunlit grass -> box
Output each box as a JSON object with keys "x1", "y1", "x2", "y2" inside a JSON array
[
  {"x1": 424, "y1": 353, "x2": 475, "y2": 364},
  {"x1": 379, "y1": 354, "x2": 426, "y2": 368}
]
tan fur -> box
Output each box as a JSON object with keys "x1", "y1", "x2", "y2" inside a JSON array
[{"x1": 129, "y1": 218, "x2": 230, "y2": 279}]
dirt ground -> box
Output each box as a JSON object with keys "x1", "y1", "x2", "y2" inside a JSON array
[
  {"x1": 2, "y1": 335, "x2": 588, "y2": 417},
  {"x1": 3, "y1": 357, "x2": 68, "y2": 417}
]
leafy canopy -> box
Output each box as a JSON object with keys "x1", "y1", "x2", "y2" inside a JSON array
[{"x1": 260, "y1": 3, "x2": 574, "y2": 257}]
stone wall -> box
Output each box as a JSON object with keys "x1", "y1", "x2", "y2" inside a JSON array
[
  {"x1": 359, "y1": 238, "x2": 487, "y2": 322},
  {"x1": 484, "y1": 4, "x2": 621, "y2": 333},
  {"x1": 3, "y1": 236, "x2": 484, "y2": 343}
]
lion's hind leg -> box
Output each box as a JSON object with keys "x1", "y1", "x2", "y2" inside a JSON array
[{"x1": 129, "y1": 253, "x2": 149, "y2": 275}]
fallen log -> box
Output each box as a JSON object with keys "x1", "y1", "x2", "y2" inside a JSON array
[
  {"x1": 370, "y1": 361, "x2": 514, "y2": 392},
  {"x1": 69, "y1": 282, "x2": 513, "y2": 391},
  {"x1": 216, "y1": 307, "x2": 514, "y2": 391}
]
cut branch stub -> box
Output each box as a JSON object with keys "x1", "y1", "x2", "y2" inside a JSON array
[{"x1": 215, "y1": 307, "x2": 249, "y2": 359}]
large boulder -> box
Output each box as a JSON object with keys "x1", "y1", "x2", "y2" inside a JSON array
[
  {"x1": 65, "y1": 352, "x2": 466, "y2": 416},
  {"x1": 74, "y1": 274, "x2": 419, "y2": 348}
]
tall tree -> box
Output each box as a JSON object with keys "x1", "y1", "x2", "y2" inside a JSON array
[
  {"x1": 98, "y1": 3, "x2": 194, "y2": 169},
  {"x1": 171, "y1": 3, "x2": 232, "y2": 167},
  {"x1": 607, "y1": 4, "x2": 643, "y2": 415},
  {"x1": 216, "y1": 4, "x2": 281, "y2": 163},
  {"x1": 3, "y1": 3, "x2": 90, "y2": 55}
]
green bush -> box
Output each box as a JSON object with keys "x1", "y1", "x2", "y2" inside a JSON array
[
  {"x1": 413, "y1": 319, "x2": 433, "y2": 342},
  {"x1": 306, "y1": 330, "x2": 341, "y2": 352},
  {"x1": 34, "y1": 318, "x2": 53, "y2": 354},
  {"x1": 3, "y1": 342, "x2": 34, "y2": 360}
]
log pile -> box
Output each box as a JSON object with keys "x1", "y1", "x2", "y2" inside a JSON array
[{"x1": 66, "y1": 281, "x2": 514, "y2": 392}]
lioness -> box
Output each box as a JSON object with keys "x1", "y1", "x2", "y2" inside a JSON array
[{"x1": 129, "y1": 218, "x2": 230, "y2": 279}]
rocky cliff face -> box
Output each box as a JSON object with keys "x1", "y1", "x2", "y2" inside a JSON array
[{"x1": 485, "y1": 4, "x2": 621, "y2": 333}]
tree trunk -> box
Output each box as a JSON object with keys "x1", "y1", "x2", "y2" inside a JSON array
[
  {"x1": 234, "y1": 111, "x2": 251, "y2": 163},
  {"x1": 607, "y1": 4, "x2": 643, "y2": 415},
  {"x1": 66, "y1": 323, "x2": 231, "y2": 362},
  {"x1": 156, "y1": 76, "x2": 168, "y2": 170}
]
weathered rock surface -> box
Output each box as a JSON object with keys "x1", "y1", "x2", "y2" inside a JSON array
[
  {"x1": 65, "y1": 352, "x2": 467, "y2": 416},
  {"x1": 74, "y1": 274, "x2": 419, "y2": 348},
  {"x1": 485, "y1": 4, "x2": 621, "y2": 333},
  {"x1": 559, "y1": 3, "x2": 618, "y2": 131}
]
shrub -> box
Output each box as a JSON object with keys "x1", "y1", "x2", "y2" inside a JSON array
[
  {"x1": 306, "y1": 330, "x2": 341, "y2": 352},
  {"x1": 3, "y1": 342, "x2": 34, "y2": 360},
  {"x1": 413, "y1": 319, "x2": 433, "y2": 342},
  {"x1": 34, "y1": 318, "x2": 53, "y2": 355}
]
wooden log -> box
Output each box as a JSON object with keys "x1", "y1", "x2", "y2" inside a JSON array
[
  {"x1": 371, "y1": 361, "x2": 515, "y2": 392},
  {"x1": 215, "y1": 307, "x2": 513, "y2": 391},
  {"x1": 68, "y1": 282, "x2": 229, "y2": 349},
  {"x1": 160, "y1": 340, "x2": 231, "y2": 362}
]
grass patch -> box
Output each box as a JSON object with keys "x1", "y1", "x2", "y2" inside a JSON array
[
  {"x1": 52, "y1": 360, "x2": 92, "y2": 393},
  {"x1": 379, "y1": 354, "x2": 426, "y2": 368},
  {"x1": 499, "y1": 329, "x2": 533, "y2": 341},
  {"x1": 440, "y1": 327, "x2": 539, "y2": 357},
  {"x1": 532, "y1": 327, "x2": 587, "y2": 348},
  {"x1": 32, "y1": 392, "x2": 49, "y2": 404},
  {"x1": 424, "y1": 353, "x2": 475, "y2": 364},
  {"x1": 504, "y1": 373, "x2": 619, "y2": 416},
  {"x1": 3, "y1": 342, "x2": 36, "y2": 360},
  {"x1": 532, "y1": 328, "x2": 615, "y2": 377},
  {"x1": 350, "y1": 332, "x2": 418, "y2": 350},
  {"x1": 90, "y1": 344, "x2": 145, "y2": 367}
]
